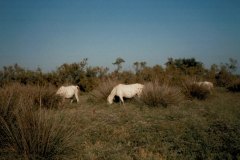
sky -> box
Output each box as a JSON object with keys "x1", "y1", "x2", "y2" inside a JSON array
[{"x1": 0, "y1": 0, "x2": 240, "y2": 72}]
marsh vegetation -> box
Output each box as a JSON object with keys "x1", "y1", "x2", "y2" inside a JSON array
[{"x1": 0, "y1": 57, "x2": 239, "y2": 159}]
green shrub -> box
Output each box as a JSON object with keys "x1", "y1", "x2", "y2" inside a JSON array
[
  {"x1": 0, "y1": 84, "x2": 77, "y2": 159},
  {"x1": 140, "y1": 81, "x2": 183, "y2": 107}
]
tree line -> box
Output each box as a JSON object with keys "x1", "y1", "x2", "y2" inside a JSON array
[{"x1": 0, "y1": 57, "x2": 238, "y2": 91}]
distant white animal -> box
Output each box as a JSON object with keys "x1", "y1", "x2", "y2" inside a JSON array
[
  {"x1": 195, "y1": 81, "x2": 214, "y2": 93},
  {"x1": 107, "y1": 83, "x2": 144, "y2": 105},
  {"x1": 56, "y1": 85, "x2": 80, "y2": 103}
]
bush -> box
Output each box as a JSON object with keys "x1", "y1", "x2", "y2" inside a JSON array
[
  {"x1": 0, "y1": 84, "x2": 77, "y2": 159},
  {"x1": 0, "y1": 83, "x2": 63, "y2": 109},
  {"x1": 227, "y1": 79, "x2": 240, "y2": 92},
  {"x1": 140, "y1": 81, "x2": 183, "y2": 107},
  {"x1": 90, "y1": 79, "x2": 120, "y2": 103},
  {"x1": 182, "y1": 80, "x2": 211, "y2": 100}
]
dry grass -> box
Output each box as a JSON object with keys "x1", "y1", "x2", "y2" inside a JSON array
[
  {"x1": 71, "y1": 89, "x2": 240, "y2": 160},
  {"x1": 227, "y1": 78, "x2": 240, "y2": 92},
  {"x1": 182, "y1": 79, "x2": 211, "y2": 100},
  {"x1": 90, "y1": 79, "x2": 120, "y2": 103},
  {"x1": 0, "y1": 83, "x2": 63, "y2": 109},
  {"x1": 140, "y1": 81, "x2": 183, "y2": 107},
  {"x1": 0, "y1": 83, "x2": 77, "y2": 159},
  {"x1": 1, "y1": 83, "x2": 240, "y2": 159}
]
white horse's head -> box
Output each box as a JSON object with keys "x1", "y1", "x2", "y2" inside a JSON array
[{"x1": 107, "y1": 95, "x2": 113, "y2": 104}]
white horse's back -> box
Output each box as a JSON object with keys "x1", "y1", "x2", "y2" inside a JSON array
[
  {"x1": 195, "y1": 81, "x2": 214, "y2": 92},
  {"x1": 115, "y1": 83, "x2": 143, "y2": 98}
]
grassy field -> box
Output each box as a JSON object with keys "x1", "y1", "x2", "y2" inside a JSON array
[
  {"x1": 1, "y1": 86, "x2": 240, "y2": 160},
  {"x1": 64, "y1": 88, "x2": 240, "y2": 159}
]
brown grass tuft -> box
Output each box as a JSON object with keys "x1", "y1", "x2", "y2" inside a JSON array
[
  {"x1": 182, "y1": 80, "x2": 211, "y2": 100},
  {"x1": 140, "y1": 81, "x2": 183, "y2": 107},
  {"x1": 227, "y1": 78, "x2": 240, "y2": 92},
  {"x1": 90, "y1": 79, "x2": 120, "y2": 103},
  {"x1": 0, "y1": 83, "x2": 77, "y2": 159}
]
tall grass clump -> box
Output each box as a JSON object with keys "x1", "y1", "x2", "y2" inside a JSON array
[
  {"x1": 140, "y1": 81, "x2": 183, "y2": 107},
  {"x1": 0, "y1": 84, "x2": 77, "y2": 159},
  {"x1": 227, "y1": 78, "x2": 240, "y2": 92},
  {"x1": 90, "y1": 79, "x2": 120, "y2": 103},
  {"x1": 0, "y1": 83, "x2": 63, "y2": 109},
  {"x1": 182, "y1": 79, "x2": 211, "y2": 100}
]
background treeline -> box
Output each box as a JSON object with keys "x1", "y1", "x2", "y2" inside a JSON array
[{"x1": 0, "y1": 57, "x2": 239, "y2": 92}]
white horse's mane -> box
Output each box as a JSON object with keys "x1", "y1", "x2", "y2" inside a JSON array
[{"x1": 107, "y1": 83, "x2": 144, "y2": 105}]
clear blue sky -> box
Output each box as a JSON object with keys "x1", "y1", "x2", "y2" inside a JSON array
[{"x1": 0, "y1": 0, "x2": 240, "y2": 72}]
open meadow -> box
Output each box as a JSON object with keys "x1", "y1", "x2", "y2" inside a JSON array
[{"x1": 0, "y1": 83, "x2": 240, "y2": 160}]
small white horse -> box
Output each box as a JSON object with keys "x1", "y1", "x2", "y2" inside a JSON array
[
  {"x1": 107, "y1": 83, "x2": 144, "y2": 105},
  {"x1": 56, "y1": 85, "x2": 80, "y2": 103},
  {"x1": 195, "y1": 81, "x2": 214, "y2": 93}
]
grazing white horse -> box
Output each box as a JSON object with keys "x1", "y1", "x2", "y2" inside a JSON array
[
  {"x1": 195, "y1": 81, "x2": 214, "y2": 93},
  {"x1": 107, "y1": 83, "x2": 144, "y2": 105},
  {"x1": 56, "y1": 85, "x2": 80, "y2": 103}
]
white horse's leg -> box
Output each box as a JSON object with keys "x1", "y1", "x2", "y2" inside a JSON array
[
  {"x1": 75, "y1": 92, "x2": 80, "y2": 103},
  {"x1": 119, "y1": 96, "x2": 124, "y2": 106}
]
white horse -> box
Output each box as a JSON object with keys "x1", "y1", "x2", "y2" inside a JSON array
[
  {"x1": 107, "y1": 83, "x2": 144, "y2": 105},
  {"x1": 56, "y1": 85, "x2": 80, "y2": 103},
  {"x1": 195, "y1": 81, "x2": 214, "y2": 93}
]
